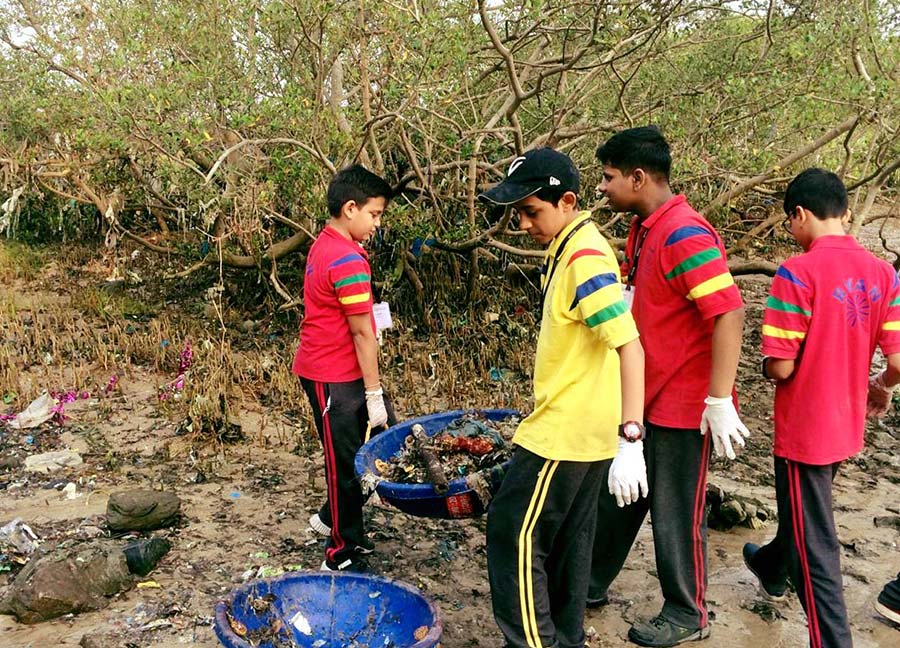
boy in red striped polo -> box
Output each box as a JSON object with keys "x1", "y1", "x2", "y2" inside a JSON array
[
  {"x1": 744, "y1": 168, "x2": 900, "y2": 647},
  {"x1": 293, "y1": 165, "x2": 395, "y2": 572},
  {"x1": 590, "y1": 126, "x2": 748, "y2": 647}
]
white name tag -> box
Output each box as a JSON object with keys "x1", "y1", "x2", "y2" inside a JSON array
[
  {"x1": 622, "y1": 285, "x2": 635, "y2": 310},
  {"x1": 373, "y1": 302, "x2": 393, "y2": 331}
]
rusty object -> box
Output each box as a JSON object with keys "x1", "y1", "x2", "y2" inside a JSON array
[{"x1": 411, "y1": 424, "x2": 449, "y2": 494}]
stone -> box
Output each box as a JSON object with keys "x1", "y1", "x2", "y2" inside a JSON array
[
  {"x1": 107, "y1": 490, "x2": 181, "y2": 532},
  {"x1": 719, "y1": 499, "x2": 746, "y2": 526},
  {"x1": 24, "y1": 450, "x2": 83, "y2": 473},
  {"x1": 0, "y1": 540, "x2": 132, "y2": 624}
]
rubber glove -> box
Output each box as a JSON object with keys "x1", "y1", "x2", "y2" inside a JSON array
[
  {"x1": 700, "y1": 395, "x2": 750, "y2": 460},
  {"x1": 608, "y1": 439, "x2": 649, "y2": 508},
  {"x1": 364, "y1": 386, "x2": 388, "y2": 428},
  {"x1": 867, "y1": 370, "x2": 895, "y2": 419}
]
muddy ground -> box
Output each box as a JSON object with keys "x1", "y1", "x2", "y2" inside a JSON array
[{"x1": 1, "y1": 248, "x2": 899, "y2": 648}]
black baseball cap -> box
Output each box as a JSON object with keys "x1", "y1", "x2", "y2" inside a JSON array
[{"x1": 478, "y1": 148, "x2": 580, "y2": 206}]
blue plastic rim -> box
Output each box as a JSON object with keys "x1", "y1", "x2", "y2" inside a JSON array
[
  {"x1": 214, "y1": 571, "x2": 442, "y2": 648},
  {"x1": 355, "y1": 408, "x2": 519, "y2": 519}
]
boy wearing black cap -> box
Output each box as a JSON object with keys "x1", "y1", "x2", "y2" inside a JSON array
[{"x1": 479, "y1": 148, "x2": 648, "y2": 648}]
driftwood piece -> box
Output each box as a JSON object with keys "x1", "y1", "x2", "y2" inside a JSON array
[{"x1": 411, "y1": 424, "x2": 449, "y2": 494}]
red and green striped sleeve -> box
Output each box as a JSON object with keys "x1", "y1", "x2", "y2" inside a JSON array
[
  {"x1": 659, "y1": 224, "x2": 742, "y2": 318},
  {"x1": 328, "y1": 252, "x2": 373, "y2": 315},
  {"x1": 879, "y1": 271, "x2": 900, "y2": 354},
  {"x1": 761, "y1": 263, "x2": 812, "y2": 359}
]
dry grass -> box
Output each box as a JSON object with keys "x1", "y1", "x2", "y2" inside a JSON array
[{"x1": 0, "y1": 241, "x2": 537, "y2": 468}]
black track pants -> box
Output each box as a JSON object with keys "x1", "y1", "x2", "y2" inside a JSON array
[
  {"x1": 300, "y1": 377, "x2": 395, "y2": 564},
  {"x1": 590, "y1": 423, "x2": 712, "y2": 629},
  {"x1": 487, "y1": 447, "x2": 608, "y2": 648},
  {"x1": 752, "y1": 458, "x2": 852, "y2": 648}
]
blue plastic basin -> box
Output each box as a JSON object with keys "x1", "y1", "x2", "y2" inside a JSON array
[
  {"x1": 354, "y1": 409, "x2": 519, "y2": 519},
  {"x1": 214, "y1": 571, "x2": 442, "y2": 648}
]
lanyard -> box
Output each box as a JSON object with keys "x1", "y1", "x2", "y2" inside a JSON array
[
  {"x1": 540, "y1": 218, "x2": 591, "y2": 313},
  {"x1": 626, "y1": 225, "x2": 649, "y2": 286}
]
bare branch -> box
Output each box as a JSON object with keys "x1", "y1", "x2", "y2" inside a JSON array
[{"x1": 704, "y1": 115, "x2": 860, "y2": 213}]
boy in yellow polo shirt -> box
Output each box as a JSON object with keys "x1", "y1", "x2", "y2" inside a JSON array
[{"x1": 479, "y1": 148, "x2": 647, "y2": 648}]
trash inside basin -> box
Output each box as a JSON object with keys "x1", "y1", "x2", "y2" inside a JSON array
[{"x1": 214, "y1": 571, "x2": 442, "y2": 648}]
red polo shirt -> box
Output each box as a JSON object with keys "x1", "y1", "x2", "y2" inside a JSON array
[
  {"x1": 622, "y1": 195, "x2": 744, "y2": 428},
  {"x1": 293, "y1": 226, "x2": 376, "y2": 383},
  {"x1": 762, "y1": 235, "x2": 900, "y2": 464}
]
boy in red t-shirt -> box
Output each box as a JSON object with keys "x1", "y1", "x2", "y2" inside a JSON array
[
  {"x1": 590, "y1": 127, "x2": 748, "y2": 647},
  {"x1": 293, "y1": 164, "x2": 395, "y2": 572},
  {"x1": 744, "y1": 168, "x2": 900, "y2": 647}
]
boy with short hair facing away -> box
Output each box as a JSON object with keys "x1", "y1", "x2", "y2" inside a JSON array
[
  {"x1": 293, "y1": 164, "x2": 395, "y2": 573},
  {"x1": 591, "y1": 126, "x2": 747, "y2": 647},
  {"x1": 744, "y1": 168, "x2": 900, "y2": 648},
  {"x1": 479, "y1": 148, "x2": 647, "y2": 648}
]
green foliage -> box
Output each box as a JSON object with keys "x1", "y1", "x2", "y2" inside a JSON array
[{"x1": 0, "y1": 0, "x2": 897, "y2": 317}]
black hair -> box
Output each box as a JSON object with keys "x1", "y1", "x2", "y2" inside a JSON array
[
  {"x1": 533, "y1": 185, "x2": 575, "y2": 206},
  {"x1": 327, "y1": 164, "x2": 393, "y2": 217},
  {"x1": 595, "y1": 125, "x2": 671, "y2": 180},
  {"x1": 783, "y1": 168, "x2": 848, "y2": 219}
]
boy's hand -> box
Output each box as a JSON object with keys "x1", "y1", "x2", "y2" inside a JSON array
[
  {"x1": 364, "y1": 386, "x2": 388, "y2": 428},
  {"x1": 608, "y1": 439, "x2": 649, "y2": 507},
  {"x1": 700, "y1": 395, "x2": 750, "y2": 460},
  {"x1": 867, "y1": 370, "x2": 895, "y2": 418}
]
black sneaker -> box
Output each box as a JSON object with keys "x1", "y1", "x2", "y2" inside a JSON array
[
  {"x1": 354, "y1": 537, "x2": 375, "y2": 555},
  {"x1": 875, "y1": 587, "x2": 900, "y2": 625},
  {"x1": 320, "y1": 555, "x2": 368, "y2": 573},
  {"x1": 742, "y1": 543, "x2": 786, "y2": 601},
  {"x1": 586, "y1": 591, "x2": 610, "y2": 609},
  {"x1": 628, "y1": 615, "x2": 710, "y2": 647}
]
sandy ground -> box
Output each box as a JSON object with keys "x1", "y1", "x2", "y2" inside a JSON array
[{"x1": 1, "y1": 271, "x2": 899, "y2": 648}]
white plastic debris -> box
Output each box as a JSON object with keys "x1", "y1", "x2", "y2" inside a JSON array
[
  {"x1": 290, "y1": 609, "x2": 312, "y2": 635},
  {"x1": 62, "y1": 482, "x2": 81, "y2": 500},
  {"x1": 0, "y1": 517, "x2": 40, "y2": 555},
  {"x1": 6, "y1": 393, "x2": 58, "y2": 430}
]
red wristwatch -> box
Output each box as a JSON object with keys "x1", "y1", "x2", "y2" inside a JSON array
[{"x1": 618, "y1": 420, "x2": 645, "y2": 442}]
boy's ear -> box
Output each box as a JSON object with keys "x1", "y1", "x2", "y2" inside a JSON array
[
  {"x1": 561, "y1": 191, "x2": 578, "y2": 210},
  {"x1": 341, "y1": 200, "x2": 358, "y2": 219},
  {"x1": 841, "y1": 209, "x2": 852, "y2": 226},
  {"x1": 631, "y1": 168, "x2": 647, "y2": 191}
]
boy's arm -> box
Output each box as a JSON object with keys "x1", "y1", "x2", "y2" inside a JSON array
[
  {"x1": 617, "y1": 338, "x2": 645, "y2": 423},
  {"x1": 348, "y1": 312, "x2": 380, "y2": 389},
  {"x1": 656, "y1": 222, "x2": 748, "y2": 457},
  {"x1": 562, "y1": 239, "x2": 648, "y2": 507},
  {"x1": 701, "y1": 306, "x2": 750, "y2": 460},
  {"x1": 708, "y1": 306, "x2": 745, "y2": 398},
  {"x1": 347, "y1": 313, "x2": 387, "y2": 428},
  {"x1": 608, "y1": 337, "x2": 649, "y2": 508},
  {"x1": 868, "y1": 276, "x2": 900, "y2": 417},
  {"x1": 764, "y1": 357, "x2": 795, "y2": 380}
]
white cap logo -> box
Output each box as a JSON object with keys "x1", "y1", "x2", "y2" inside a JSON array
[
  {"x1": 549, "y1": 176, "x2": 561, "y2": 186},
  {"x1": 507, "y1": 156, "x2": 527, "y2": 176}
]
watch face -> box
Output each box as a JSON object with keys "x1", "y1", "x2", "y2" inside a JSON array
[{"x1": 621, "y1": 423, "x2": 643, "y2": 441}]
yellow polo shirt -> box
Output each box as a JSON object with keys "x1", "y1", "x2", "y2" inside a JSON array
[{"x1": 513, "y1": 212, "x2": 639, "y2": 462}]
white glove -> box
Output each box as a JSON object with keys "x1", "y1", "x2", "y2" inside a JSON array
[
  {"x1": 608, "y1": 438, "x2": 649, "y2": 508},
  {"x1": 866, "y1": 370, "x2": 895, "y2": 419},
  {"x1": 364, "y1": 386, "x2": 388, "y2": 428},
  {"x1": 700, "y1": 395, "x2": 750, "y2": 460}
]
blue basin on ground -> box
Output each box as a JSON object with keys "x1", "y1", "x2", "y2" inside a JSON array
[
  {"x1": 355, "y1": 409, "x2": 519, "y2": 519},
  {"x1": 214, "y1": 571, "x2": 442, "y2": 648}
]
